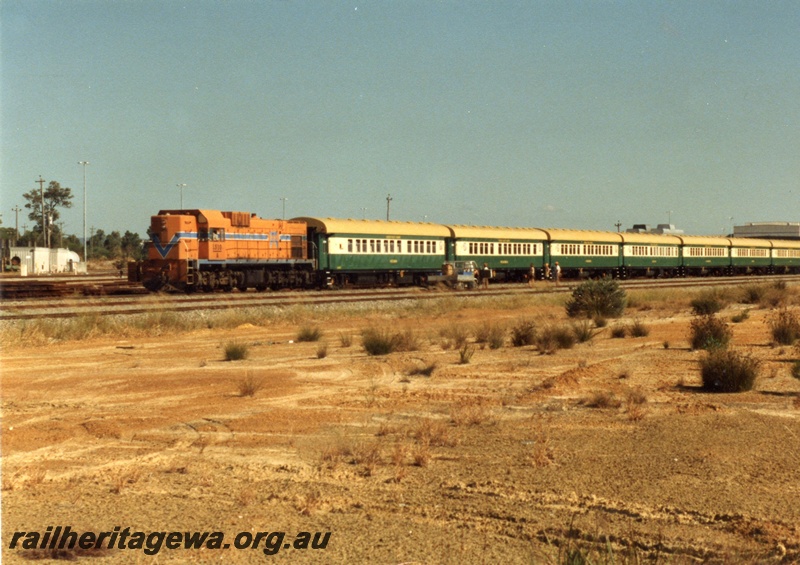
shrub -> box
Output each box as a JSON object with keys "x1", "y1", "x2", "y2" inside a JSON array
[
  {"x1": 610, "y1": 325, "x2": 627, "y2": 339},
  {"x1": 629, "y1": 319, "x2": 650, "y2": 337},
  {"x1": 571, "y1": 320, "x2": 595, "y2": 343},
  {"x1": 361, "y1": 328, "x2": 396, "y2": 355},
  {"x1": 536, "y1": 325, "x2": 576, "y2": 354},
  {"x1": 297, "y1": 325, "x2": 323, "y2": 342},
  {"x1": 237, "y1": 373, "x2": 264, "y2": 397},
  {"x1": 361, "y1": 327, "x2": 419, "y2": 356},
  {"x1": 691, "y1": 293, "x2": 722, "y2": 316},
  {"x1": 741, "y1": 284, "x2": 768, "y2": 305},
  {"x1": 791, "y1": 361, "x2": 800, "y2": 380},
  {"x1": 581, "y1": 390, "x2": 622, "y2": 409},
  {"x1": 458, "y1": 344, "x2": 475, "y2": 364},
  {"x1": 510, "y1": 319, "x2": 537, "y2": 347},
  {"x1": 224, "y1": 340, "x2": 249, "y2": 361},
  {"x1": 439, "y1": 325, "x2": 470, "y2": 350},
  {"x1": 338, "y1": 332, "x2": 353, "y2": 347},
  {"x1": 475, "y1": 322, "x2": 505, "y2": 349},
  {"x1": 700, "y1": 348, "x2": 759, "y2": 392},
  {"x1": 316, "y1": 343, "x2": 328, "y2": 359},
  {"x1": 769, "y1": 309, "x2": 800, "y2": 346},
  {"x1": 689, "y1": 315, "x2": 732, "y2": 351},
  {"x1": 565, "y1": 279, "x2": 626, "y2": 319}
]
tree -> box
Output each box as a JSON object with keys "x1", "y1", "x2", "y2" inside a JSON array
[
  {"x1": 22, "y1": 181, "x2": 73, "y2": 247},
  {"x1": 121, "y1": 231, "x2": 144, "y2": 260}
]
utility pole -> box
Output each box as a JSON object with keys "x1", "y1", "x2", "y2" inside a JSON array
[
  {"x1": 615, "y1": 221, "x2": 622, "y2": 232},
  {"x1": 386, "y1": 193, "x2": 392, "y2": 221},
  {"x1": 79, "y1": 161, "x2": 89, "y2": 261},
  {"x1": 12, "y1": 205, "x2": 21, "y2": 246},
  {"x1": 36, "y1": 176, "x2": 46, "y2": 247}
]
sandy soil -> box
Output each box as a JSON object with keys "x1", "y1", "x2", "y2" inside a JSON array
[{"x1": 2, "y1": 292, "x2": 800, "y2": 564}]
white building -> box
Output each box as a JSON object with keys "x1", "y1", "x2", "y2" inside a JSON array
[{"x1": 8, "y1": 247, "x2": 86, "y2": 275}]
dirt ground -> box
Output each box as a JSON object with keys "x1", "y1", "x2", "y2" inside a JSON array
[{"x1": 2, "y1": 290, "x2": 800, "y2": 564}]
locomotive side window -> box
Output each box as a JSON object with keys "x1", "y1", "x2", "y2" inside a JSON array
[{"x1": 210, "y1": 229, "x2": 225, "y2": 241}]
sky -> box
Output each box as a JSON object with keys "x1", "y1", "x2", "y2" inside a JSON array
[{"x1": 1, "y1": 1, "x2": 798, "y2": 239}]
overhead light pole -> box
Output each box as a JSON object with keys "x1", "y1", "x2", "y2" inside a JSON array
[
  {"x1": 177, "y1": 183, "x2": 187, "y2": 209},
  {"x1": 78, "y1": 161, "x2": 89, "y2": 260},
  {"x1": 280, "y1": 197, "x2": 288, "y2": 219},
  {"x1": 386, "y1": 193, "x2": 392, "y2": 221},
  {"x1": 36, "y1": 176, "x2": 46, "y2": 247},
  {"x1": 11, "y1": 205, "x2": 21, "y2": 245}
]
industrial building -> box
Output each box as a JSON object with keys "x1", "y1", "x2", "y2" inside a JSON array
[{"x1": 733, "y1": 222, "x2": 800, "y2": 240}]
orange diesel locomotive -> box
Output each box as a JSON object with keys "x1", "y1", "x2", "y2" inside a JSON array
[{"x1": 129, "y1": 209, "x2": 314, "y2": 291}]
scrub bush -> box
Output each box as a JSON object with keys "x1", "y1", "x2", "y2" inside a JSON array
[
  {"x1": 769, "y1": 309, "x2": 800, "y2": 345},
  {"x1": 475, "y1": 322, "x2": 506, "y2": 349},
  {"x1": 689, "y1": 315, "x2": 732, "y2": 351},
  {"x1": 297, "y1": 325, "x2": 323, "y2": 342},
  {"x1": 700, "y1": 348, "x2": 759, "y2": 392},
  {"x1": 510, "y1": 319, "x2": 537, "y2": 347},
  {"x1": 361, "y1": 327, "x2": 419, "y2": 356},
  {"x1": 565, "y1": 279, "x2": 626, "y2": 319},
  {"x1": 224, "y1": 340, "x2": 249, "y2": 361},
  {"x1": 691, "y1": 294, "x2": 723, "y2": 316},
  {"x1": 629, "y1": 319, "x2": 650, "y2": 337}
]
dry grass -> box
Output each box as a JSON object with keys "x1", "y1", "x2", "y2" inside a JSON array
[
  {"x1": 450, "y1": 399, "x2": 493, "y2": 426},
  {"x1": 236, "y1": 373, "x2": 264, "y2": 397},
  {"x1": 580, "y1": 390, "x2": 623, "y2": 409}
]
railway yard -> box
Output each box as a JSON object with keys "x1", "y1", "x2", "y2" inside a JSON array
[{"x1": 2, "y1": 275, "x2": 800, "y2": 562}]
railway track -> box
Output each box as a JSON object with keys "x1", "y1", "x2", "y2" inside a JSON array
[{"x1": 2, "y1": 275, "x2": 798, "y2": 322}]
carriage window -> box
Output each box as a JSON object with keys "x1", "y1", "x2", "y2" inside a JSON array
[{"x1": 347, "y1": 239, "x2": 353, "y2": 252}]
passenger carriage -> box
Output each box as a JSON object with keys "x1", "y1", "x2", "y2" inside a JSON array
[
  {"x1": 295, "y1": 217, "x2": 450, "y2": 287},
  {"x1": 770, "y1": 240, "x2": 800, "y2": 273},
  {"x1": 728, "y1": 237, "x2": 773, "y2": 274},
  {"x1": 447, "y1": 225, "x2": 548, "y2": 281},
  {"x1": 542, "y1": 229, "x2": 622, "y2": 278},
  {"x1": 676, "y1": 235, "x2": 731, "y2": 276},
  {"x1": 619, "y1": 232, "x2": 682, "y2": 278}
]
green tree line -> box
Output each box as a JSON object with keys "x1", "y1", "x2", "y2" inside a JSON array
[{"x1": 3, "y1": 179, "x2": 145, "y2": 261}]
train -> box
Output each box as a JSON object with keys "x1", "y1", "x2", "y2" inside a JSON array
[{"x1": 128, "y1": 209, "x2": 800, "y2": 292}]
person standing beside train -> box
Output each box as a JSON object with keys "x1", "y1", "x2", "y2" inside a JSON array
[
  {"x1": 554, "y1": 261, "x2": 561, "y2": 286},
  {"x1": 480, "y1": 263, "x2": 491, "y2": 290}
]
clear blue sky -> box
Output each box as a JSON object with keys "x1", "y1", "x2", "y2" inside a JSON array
[{"x1": 2, "y1": 1, "x2": 798, "y2": 238}]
